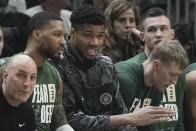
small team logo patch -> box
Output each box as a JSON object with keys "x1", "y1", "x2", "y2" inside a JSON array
[{"x1": 100, "y1": 93, "x2": 112, "y2": 105}]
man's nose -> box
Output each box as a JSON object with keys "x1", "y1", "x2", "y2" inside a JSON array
[
  {"x1": 61, "y1": 36, "x2": 66, "y2": 46},
  {"x1": 170, "y1": 77, "x2": 178, "y2": 85},
  {"x1": 90, "y1": 37, "x2": 99, "y2": 46},
  {"x1": 155, "y1": 29, "x2": 163, "y2": 38},
  {"x1": 23, "y1": 77, "x2": 31, "y2": 88}
]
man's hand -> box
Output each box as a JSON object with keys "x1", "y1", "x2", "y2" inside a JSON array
[{"x1": 128, "y1": 106, "x2": 175, "y2": 126}]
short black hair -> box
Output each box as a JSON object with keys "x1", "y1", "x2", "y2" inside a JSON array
[
  {"x1": 141, "y1": 7, "x2": 169, "y2": 30},
  {"x1": 142, "y1": 7, "x2": 166, "y2": 21},
  {"x1": 27, "y1": 11, "x2": 62, "y2": 36},
  {"x1": 70, "y1": 4, "x2": 105, "y2": 28}
]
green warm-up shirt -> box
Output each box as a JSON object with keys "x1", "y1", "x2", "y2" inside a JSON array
[{"x1": 116, "y1": 52, "x2": 185, "y2": 131}]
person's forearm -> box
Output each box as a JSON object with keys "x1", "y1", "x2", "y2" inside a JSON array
[
  {"x1": 110, "y1": 106, "x2": 176, "y2": 128},
  {"x1": 68, "y1": 112, "x2": 111, "y2": 131},
  {"x1": 110, "y1": 113, "x2": 134, "y2": 128}
]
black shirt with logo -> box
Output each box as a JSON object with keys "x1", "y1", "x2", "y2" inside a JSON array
[
  {"x1": 50, "y1": 44, "x2": 137, "y2": 131},
  {"x1": 0, "y1": 87, "x2": 35, "y2": 131}
]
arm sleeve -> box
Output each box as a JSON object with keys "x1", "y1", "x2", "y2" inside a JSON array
[{"x1": 50, "y1": 73, "x2": 68, "y2": 130}]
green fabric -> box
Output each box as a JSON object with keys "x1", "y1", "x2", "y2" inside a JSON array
[
  {"x1": 117, "y1": 52, "x2": 185, "y2": 131},
  {"x1": 183, "y1": 63, "x2": 196, "y2": 131},
  {"x1": 115, "y1": 62, "x2": 163, "y2": 111},
  {"x1": 126, "y1": 52, "x2": 147, "y2": 64},
  {"x1": 30, "y1": 61, "x2": 61, "y2": 131},
  {"x1": 184, "y1": 63, "x2": 196, "y2": 74}
]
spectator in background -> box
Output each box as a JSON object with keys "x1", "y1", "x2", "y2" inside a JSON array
[
  {"x1": 25, "y1": 0, "x2": 40, "y2": 9},
  {"x1": 101, "y1": 0, "x2": 143, "y2": 63},
  {"x1": 83, "y1": 0, "x2": 112, "y2": 11},
  {"x1": 25, "y1": 0, "x2": 73, "y2": 34},
  {"x1": 0, "y1": 0, "x2": 15, "y2": 12},
  {"x1": 173, "y1": 22, "x2": 196, "y2": 63},
  {"x1": 8, "y1": 0, "x2": 27, "y2": 12},
  {"x1": 0, "y1": 54, "x2": 37, "y2": 131},
  {"x1": 127, "y1": 7, "x2": 174, "y2": 64},
  {"x1": 0, "y1": 0, "x2": 30, "y2": 57}
]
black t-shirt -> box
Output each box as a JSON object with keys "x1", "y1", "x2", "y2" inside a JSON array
[{"x1": 0, "y1": 87, "x2": 35, "y2": 131}]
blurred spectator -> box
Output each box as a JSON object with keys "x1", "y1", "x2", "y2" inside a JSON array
[
  {"x1": 173, "y1": 22, "x2": 196, "y2": 63},
  {"x1": 0, "y1": 0, "x2": 30, "y2": 57},
  {"x1": 0, "y1": 0, "x2": 15, "y2": 12},
  {"x1": 8, "y1": 0, "x2": 27, "y2": 12},
  {"x1": 83, "y1": 0, "x2": 113, "y2": 11},
  {"x1": 25, "y1": 0, "x2": 40, "y2": 9},
  {"x1": 101, "y1": 0, "x2": 142, "y2": 63},
  {"x1": 25, "y1": 0, "x2": 73, "y2": 34}
]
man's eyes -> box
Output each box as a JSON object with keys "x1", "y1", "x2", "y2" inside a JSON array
[
  {"x1": 147, "y1": 28, "x2": 156, "y2": 32},
  {"x1": 30, "y1": 76, "x2": 37, "y2": 81},
  {"x1": 17, "y1": 73, "x2": 26, "y2": 78},
  {"x1": 147, "y1": 26, "x2": 169, "y2": 33},
  {"x1": 17, "y1": 73, "x2": 37, "y2": 81}
]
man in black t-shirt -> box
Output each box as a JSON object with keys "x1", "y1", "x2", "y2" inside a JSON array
[{"x1": 0, "y1": 54, "x2": 37, "y2": 131}]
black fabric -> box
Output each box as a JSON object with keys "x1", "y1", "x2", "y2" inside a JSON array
[
  {"x1": 50, "y1": 43, "x2": 137, "y2": 131},
  {"x1": 0, "y1": 87, "x2": 35, "y2": 131},
  {"x1": 0, "y1": 12, "x2": 30, "y2": 57}
]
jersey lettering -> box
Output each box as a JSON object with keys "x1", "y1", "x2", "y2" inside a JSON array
[
  {"x1": 164, "y1": 104, "x2": 178, "y2": 121},
  {"x1": 41, "y1": 105, "x2": 54, "y2": 123},
  {"x1": 31, "y1": 84, "x2": 56, "y2": 124},
  {"x1": 130, "y1": 98, "x2": 152, "y2": 112},
  {"x1": 166, "y1": 84, "x2": 176, "y2": 102},
  {"x1": 161, "y1": 84, "x2": 178, "y2": 121}
]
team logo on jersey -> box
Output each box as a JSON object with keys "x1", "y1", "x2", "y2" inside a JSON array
[{"x1": 100, "y1": 93, "x2": 112, "y2": 105}]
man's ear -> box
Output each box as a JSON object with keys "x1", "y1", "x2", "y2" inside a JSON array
[
  {"x1": 153, "y1": 60, "x2": 161, "y2": 71},
  {"x1": 2, "y1": 70, "x2": 8, "y2": 83},
  {"x1": 140, "y1": 31, "x2": 144, "y2": 42},
  {"x1": 170, "y1": 29, "x2": 175, "y2": 39},
  {"x1": 32, "y1": 30, "x2": 41, "y2": 40}
]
